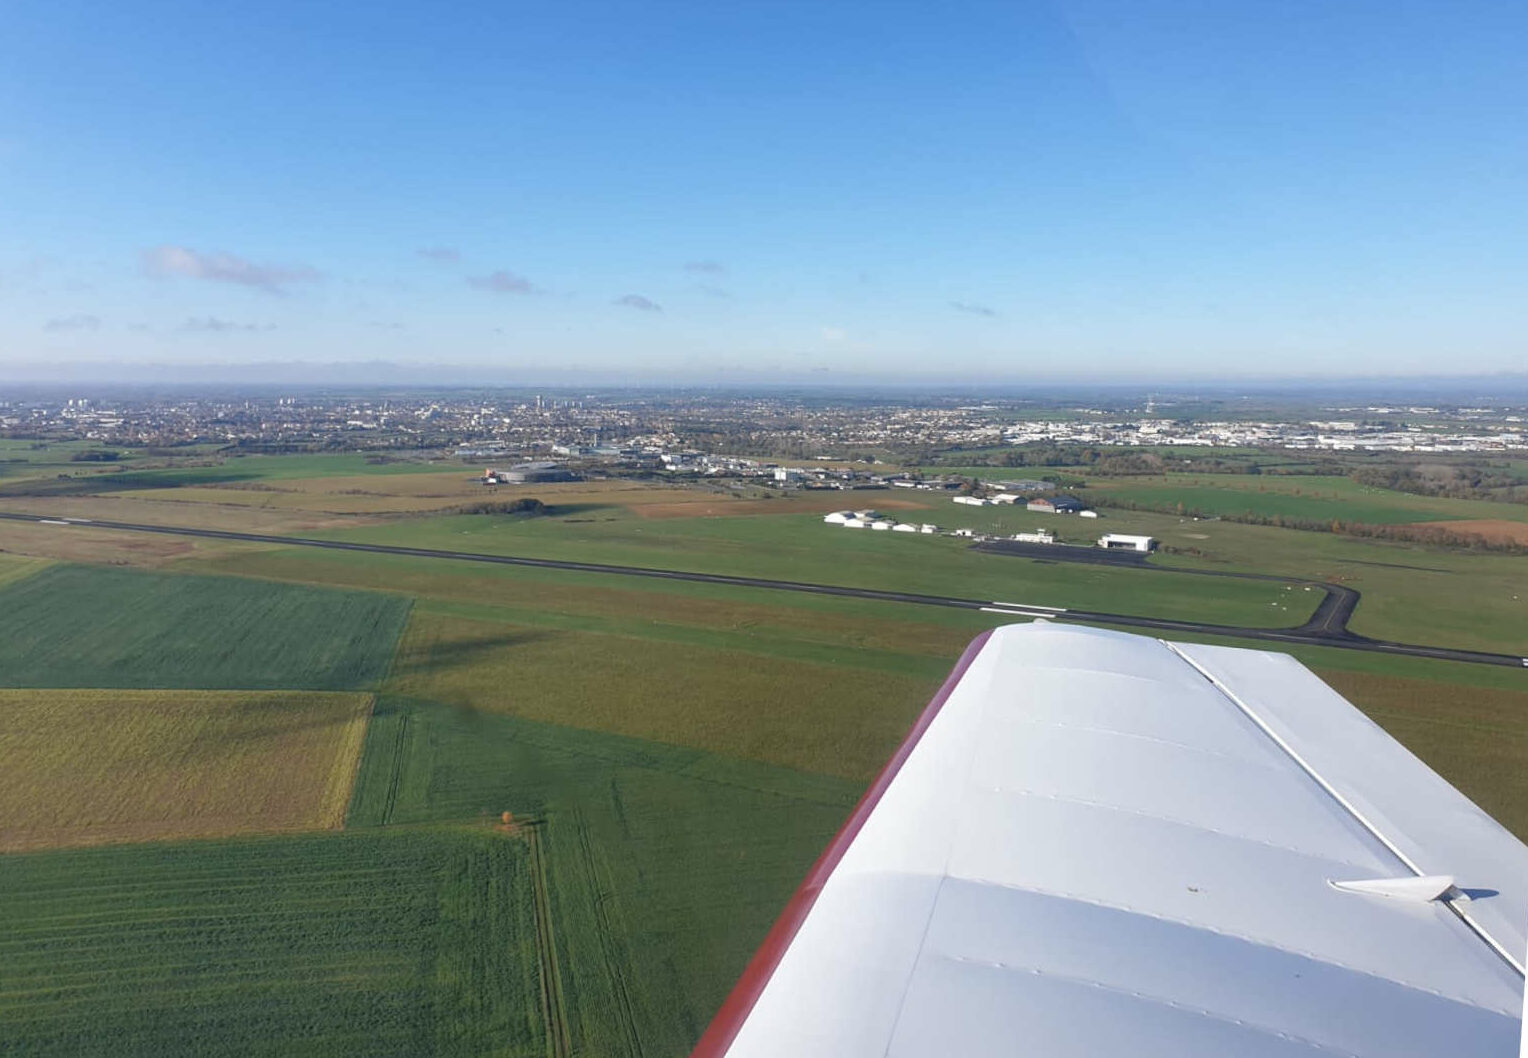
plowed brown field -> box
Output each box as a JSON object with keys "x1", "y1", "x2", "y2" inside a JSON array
[{"x1": 1405, "y1": 519, "x2": 1528, "y2": 545}]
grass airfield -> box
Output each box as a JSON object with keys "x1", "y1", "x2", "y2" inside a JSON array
[{"x1": 0, "y1": 452, "x2": 1525, "y2": 1054}]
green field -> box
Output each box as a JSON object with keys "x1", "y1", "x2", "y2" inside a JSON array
[
  {"x1": 387, "y1": 610, "x2": 944, "y2": 779},
  {"x1": 0, "y1": 565, "x2": 411, "y2": 690},
  {"x1": 0, "y1": 830, "x2": 543, "y2": 1057},
  {"x1": 1085, "y1": 473, "x2": 1528, "y2": 526},
  {"x1": 349, "y1": 697, "x2": 861, "y2": 1056},
  {"x1": 0, "y1": 451, "x2": 473, "y2": 495},
  {"x1": 188, "y1": 544, "x2": 998, "y2": 655},
  {"x1": 0, "y1": 439, "x2": 151, "y2": 479}
]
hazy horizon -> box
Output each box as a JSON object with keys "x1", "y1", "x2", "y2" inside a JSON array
[{"x1": 3, "y1": 359, "x2": 1527, "y2": 404}]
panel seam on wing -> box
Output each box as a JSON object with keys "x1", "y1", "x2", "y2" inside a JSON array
[
  {"x1": 971, "y1": 787, "x2": 1389, "y2": 866},
  {"x1": 929, "y1": 876, "x2": 1518, "y2": 1015},
  {"x1": 934, "y1": 951, "x2": 1366, "y2": 1057},
  {"x1": 1003, "y1": 716, "x2": 1280, "y2": 767},
  {"x1": 875, "y1": 659, "x2": 1004, "y2": 1058}
]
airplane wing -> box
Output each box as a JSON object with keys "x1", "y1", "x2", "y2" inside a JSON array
[{"x1": 693, "y1": 623, "x2": 1528, "y2": 1057}]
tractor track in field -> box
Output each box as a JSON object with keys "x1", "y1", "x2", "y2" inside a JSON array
[
  {"x1": 572, "y1": 808, "x2": 645, "y2": 1058},
  {"x1": 525, "y1": 821, "x2": 572, "y2": 1058},
  {"x1": 378, "y1": 708, "x2": 409, "y2": 827},
  {"x1": 2, "y1": 510, "x2": 1522, "y2": 670}
]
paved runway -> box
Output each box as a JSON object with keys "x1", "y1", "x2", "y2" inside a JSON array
[{"x1": 1, "y1": 510, "x2": 1522, "y2": 670}]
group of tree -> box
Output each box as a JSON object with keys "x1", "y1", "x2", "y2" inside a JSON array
[
  {"x1": 1350, "y1": 464, "x2": 1528, "y2": 505},
  {"x1": 451, "y1": 497, "x2": 548, "y2": 517}
]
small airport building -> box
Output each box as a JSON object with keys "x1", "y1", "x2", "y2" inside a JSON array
[
  {"x1": 825, "y1": 509, "x2": 881, "y2": 525},
  {"x1": 1098, "y1": 533, "x2": 1156, "y2": 552}
]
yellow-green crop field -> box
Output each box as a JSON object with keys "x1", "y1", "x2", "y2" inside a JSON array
[{"x1": 0, "y1": 689, "x2": 372, "y2": 851}]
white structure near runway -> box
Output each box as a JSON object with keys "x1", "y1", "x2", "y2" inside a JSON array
[
  {"x1": 824, "y1": 511, "x2": 938, "y2": 534},
  {"x1": 1098, "y1": 532, "x2": 1156, "y2": 552}
]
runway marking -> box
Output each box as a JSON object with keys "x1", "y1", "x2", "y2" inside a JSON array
[
  {"x1": 981, "y1": 607, "x2": 1059, "y2": 618},
  {"x1": 36, "y1": 519, "x2": 71, "y2": 526},
  {"x1": 991, "y1": 601, "x2": 1067, "y2": 612}
]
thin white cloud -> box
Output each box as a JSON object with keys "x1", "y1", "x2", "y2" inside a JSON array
[
  {"x1": 950, "y1": 301, "x2": 997, "y2": 317},
  {"x1": 180, "y1": 316, "x2": 275, "y2": 333},
  {"x1": 468, "y1": 270, "x2": 538, "y2": 294},
  {"x1": 417, "y1": 247, "x2": 461, "y2": 263},
  {"x1": 614, "y1": 294, "x2": 662, "y2": 312},
  {"x1": 44, "y1": 314, "x2": 101, "y2": 332},
  {"x1": 144, "y1": 245, "x2": 318, "y2": 294},
  {"x1": 683, "y1": 260, "x2": 726, "y2": 275}
]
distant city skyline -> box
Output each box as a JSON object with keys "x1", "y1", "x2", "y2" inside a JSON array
[{"x1": 3, "y1": 1, "x2": 1526, "y2": 379}]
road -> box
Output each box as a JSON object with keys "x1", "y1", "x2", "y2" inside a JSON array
[
  {"x1": 976, "y1": 536, "x2": 1361, "y2": 636},
  {"x1": 1, "y1": 510, "x2": 1522, "y2": 670}
]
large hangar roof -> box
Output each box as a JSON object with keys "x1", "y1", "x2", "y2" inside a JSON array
[{"x1": 696, "y1": 623, "x2": 1528, "y2": 1057}]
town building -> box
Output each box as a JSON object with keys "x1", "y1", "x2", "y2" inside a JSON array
[{"x1": 489, "y1": 461, "x2": 580, "y2": 484}]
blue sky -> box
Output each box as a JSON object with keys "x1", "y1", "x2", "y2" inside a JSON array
[{"x1": 2, "y1": 0, "x2": 1525, "y2": 381}]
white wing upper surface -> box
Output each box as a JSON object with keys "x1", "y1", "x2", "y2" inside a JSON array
[{"x1": 698, "y1": 623, "x2": 1528, "y2": 1058}]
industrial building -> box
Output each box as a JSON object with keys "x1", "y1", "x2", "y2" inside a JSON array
[
  {"x1": 996, "y1": 479, "x2": 1051, "y2": 493},
  {"x1": 1027, "y1": 496, "x2": 1088, "y2": 515},
  {"x1": 1098, "y1": 533, "x2": 1156, "y2": 552},
  {"x1": 484, "y1": 461, "x2": 580, "y2": 484}
]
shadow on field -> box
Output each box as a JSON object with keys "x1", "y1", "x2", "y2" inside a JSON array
[
  {"x1": 546, "y1": 502, "x2": 616, "y2": 518},
  {"x1": 390, "y1": 628, "x2": 559, "y2": 677},
  {"x1": 0, "y1": 467, "x2": 261, "y2": 498},
  {"x1": 214, "y1": 697, "x2": 363, "y2": 743}
]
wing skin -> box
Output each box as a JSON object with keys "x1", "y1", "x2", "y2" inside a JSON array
[{"x1": 694, "y1": 623, "x2": 1528, "y2": 1058}]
